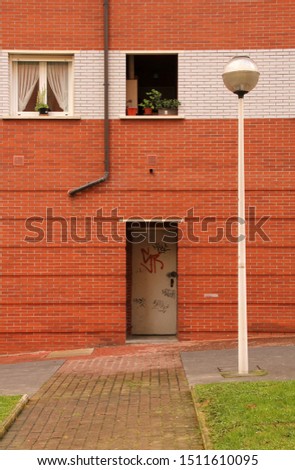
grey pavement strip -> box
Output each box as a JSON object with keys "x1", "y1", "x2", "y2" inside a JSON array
[
  {"x1": 181, "y1": 346, "x2": 295, "y2": 386},
  {"x1": 0, "y1": 360, "x2": 64, "y2": 396}
]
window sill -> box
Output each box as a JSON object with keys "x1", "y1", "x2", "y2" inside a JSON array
[
  {"x1": 2, "y1": 115, "x2": 81, "y2": 120},
  {"x1": 120, "y1": 115, "x2": 185, "y2": 120}
]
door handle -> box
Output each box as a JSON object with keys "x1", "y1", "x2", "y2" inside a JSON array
[{"x1": 167, "y1": 271, "x2": 177, "y2": 278}]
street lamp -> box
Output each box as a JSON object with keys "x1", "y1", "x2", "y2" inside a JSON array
[{"x1": 222, "y1": 56, "x2": 260, "y2": 375}]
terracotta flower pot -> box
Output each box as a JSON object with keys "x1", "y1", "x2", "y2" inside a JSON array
[
  {"x1": 127, "y1": 107, "x2": 137, "y2": 116},
  {"x1": 143, "y1": 108, "x2": 153, "y2": 115}
]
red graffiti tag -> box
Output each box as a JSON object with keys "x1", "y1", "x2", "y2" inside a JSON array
[{"x1": 140, "y1": 248, "x2": 164, "y2": 274}]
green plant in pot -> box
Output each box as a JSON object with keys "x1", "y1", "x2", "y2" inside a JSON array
[
  {"x1": 35, "y1": 88, "x2": 50, "y2": 115},
  {"x1": 158, "y1": 98, "x2": 181, "y2": 115},
  {"x1": 139, "y1": 89, "x2": 162, "y2": 115}
]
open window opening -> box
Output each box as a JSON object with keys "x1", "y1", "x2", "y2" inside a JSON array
[{"x1": 126, "y1": 54, "x2": 178, "y2": 115}]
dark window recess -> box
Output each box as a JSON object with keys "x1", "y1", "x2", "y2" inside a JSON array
[
  {"x1": 126, "y1": 54, "x2": 178, "y2": 114},
  {"x1": 24, "y1": 80, "x2": 39, "y2": 112},
  {"x1": 47, "y1": 81, "x2": 63, "y2": 112}
]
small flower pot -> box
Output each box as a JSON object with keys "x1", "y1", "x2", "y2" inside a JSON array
[
  {"x1": 143, "y1": 108, "x2": 153, "y2": 115},
  {"x1": 39, "y1": 108, "x2": 49, "y2": 115},
  {"x1": 158, "y1": 108, "x2": 178, "y2": 116},
  {"x1": 127, "y1": 107, "x2": 138, "y2": 116}
]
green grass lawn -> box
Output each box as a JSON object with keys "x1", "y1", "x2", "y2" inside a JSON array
[
  {"x1": 194, "y1": 381, "x2": 295, "y2": 450},
  {"x1": 0, "y1": 396, "x2": 22, "y2": 424}
]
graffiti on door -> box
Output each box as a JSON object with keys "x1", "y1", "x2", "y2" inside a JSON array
[
  {"x1": 152, "y1": 299, "x2": 169, "y2": 314},
  {"x1": 152, "y1": 242, "x2": 170, "y2": 254},
  {"x1": 140, "y1": 247, "x2": 164, "y2": 274},
  {"x1": 133, "y1": 297, "x2": 146, "y2": 308},
  {"x1": 162, "y1": 288, "x2": 176, "y2": 299}
]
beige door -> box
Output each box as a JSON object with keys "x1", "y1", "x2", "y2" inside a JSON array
[{"x1": 131, "y1": 226, "x2": 177, "y2": 335}]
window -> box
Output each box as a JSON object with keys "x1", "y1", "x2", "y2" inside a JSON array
[
  {"x1": 126, "y1": 54, "x2": 178, "y2": 115},
  {"x1": 10, "y1": 55, "x2": 74, "y2": 116}
]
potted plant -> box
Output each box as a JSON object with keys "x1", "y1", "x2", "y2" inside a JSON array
[
  {"x1": 35, "y1": 88, "x2": 50, "y2": 115},
  {"x1": 126, "y1": 100, "x2": 137, "y2": 116},
  {"x1": 139, "y1": 89, "x2": 162, "y2": 115},
  {"x1": 158, "y1": 98, "x2": 181, "y2": 115}
]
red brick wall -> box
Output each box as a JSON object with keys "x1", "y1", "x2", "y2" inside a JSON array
[
  {"x1": 3, "y1": 0, "x2": 295, "y2": 51},
  {"x1": 1, "y1": 119, "x2": 295, "y2": 352},
  {"x1": 2, "y1": 0, "x2": 103, "y2": 50}
]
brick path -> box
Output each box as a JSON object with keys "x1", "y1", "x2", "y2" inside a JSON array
[{"x1": 0, "y1": 350, "x2": 203, "y2": 450}]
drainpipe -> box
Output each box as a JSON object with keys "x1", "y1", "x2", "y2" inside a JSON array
[{"x1": 68, "y1": 0, "x2": 109, "y2": 197}]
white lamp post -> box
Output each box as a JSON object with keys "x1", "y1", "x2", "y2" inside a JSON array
[{"x1": 222, "y1": 56, "x2": 260, "y2": 375}]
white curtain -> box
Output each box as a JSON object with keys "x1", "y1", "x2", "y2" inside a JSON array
[
  {"x1": 18, "y1": 62, "x2": 39, "y2": 111},
  {"x1": 48, "y1": 63, "x2": 68, "y2": 112}
]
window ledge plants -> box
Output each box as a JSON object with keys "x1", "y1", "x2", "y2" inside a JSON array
[
  {"x1": 35, "y1": 88, "x2": 50, "y2": 115},
  {"x1": 138, "y1": 89, "x2": 162, "y2": 115},
  {"x1": 158, "y1": 98, "x2": 182, "y2": 115},
  {"x1": 137, "y1": 89, "x2": 182, "y2": 116}
]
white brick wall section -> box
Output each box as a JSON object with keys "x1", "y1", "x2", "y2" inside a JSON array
[
  {"x1": 1, "y1": 49, "x2": 295, "y2": 119},
  {"x1": 109, "y1": 52, "x2": 126, "y2": 117},
  {"x1": 0, "y1": 51, "x2": 9, "y2": 116},
  {"x1": 74, "y1": 51, "x2": 125, "y2": 119},
  {"x1": 178, "y1": 49, "x2": 295, "y2": 119},
  {"x1": 74, "y1": 51, "x2": 104, "y2": 119}
]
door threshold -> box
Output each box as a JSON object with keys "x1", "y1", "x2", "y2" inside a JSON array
[{"x1": 126, "y1": 335, "x2": 178, "y2": 344}]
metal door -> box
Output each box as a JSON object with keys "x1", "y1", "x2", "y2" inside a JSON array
[{"x1": 131, "y1": 226, "x2": 177, "y2": 335}]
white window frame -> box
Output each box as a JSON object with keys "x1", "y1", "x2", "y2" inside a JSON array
[{"x1": 10, "y1": 54, "x2": 74, "y2": 116}]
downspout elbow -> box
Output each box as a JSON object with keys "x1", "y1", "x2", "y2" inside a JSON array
[{"x1": 68, "y1": 171, "x2": 109, "y2": 197}]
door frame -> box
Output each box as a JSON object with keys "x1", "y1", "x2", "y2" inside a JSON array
[{"x1": 126, "y1": 220, "x2": 179, "y2": 337}]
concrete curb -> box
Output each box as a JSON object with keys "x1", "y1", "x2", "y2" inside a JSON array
[
  {"x1": 191, "y1": 387, "x2": 213, "y2": 450},
  {"x1": 0, "y1": 395, "x2": 29, "y2": 439}
]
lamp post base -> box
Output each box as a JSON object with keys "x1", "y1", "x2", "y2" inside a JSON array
[{"x1": 218, "y1": 366, "x2": 268, "y2": 378}]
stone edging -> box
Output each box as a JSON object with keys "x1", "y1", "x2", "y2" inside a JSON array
[
  {"x1": 0, "y1": 395, "x2": 29, "y2": 439},
  {"x1": 191, "y1": 387, "x2": 213, "y2": 450}
]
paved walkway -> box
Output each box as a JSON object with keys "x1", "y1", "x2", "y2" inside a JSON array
[
  {"x1": 0, "y1": 336, "x2": 294, "y2": 450},
  {"x1": 0, "y1": 349, "x2": 203, "y2": 450}
]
